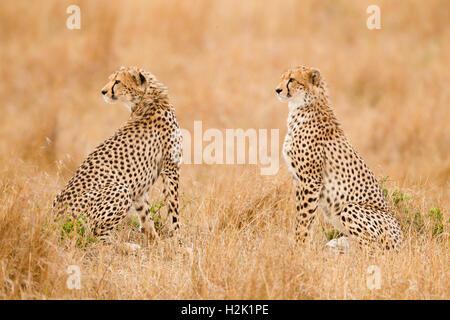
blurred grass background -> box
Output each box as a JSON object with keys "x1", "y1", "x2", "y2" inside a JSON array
[{"x1": 0, "y1": 0, "x2": 448, "y2": 299}]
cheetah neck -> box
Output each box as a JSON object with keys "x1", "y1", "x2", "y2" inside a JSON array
[
  {"x1": 288, "y1": 100, "x2": 308, "y2": 113},
  {"x1": 286, "y1": 103, "x2": 313, "y2": 132},
  {"x1": 130, "y1": 88, "x2": 170, "y2": 118},
  {"x1": 286, "y1": 96, "x2": 342, "y2": 134},
  {"x1": 286, "y1": 93, "x2": 316, "y2": 122}
]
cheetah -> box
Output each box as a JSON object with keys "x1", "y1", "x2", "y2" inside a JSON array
[
  {"x1": 52, "y1": 66, "x2": 182, "y2": 243},
  {"x1": 275, "y1": 65, "x2": 403, "y2": 251}
]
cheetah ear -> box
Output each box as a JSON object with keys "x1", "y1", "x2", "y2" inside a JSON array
[
  {"x1": 139, "y1": 72, "x2": 146, "y2": 86},
  {"x1": 309, "y1": 70, "x2": 321, "y2": 86}
]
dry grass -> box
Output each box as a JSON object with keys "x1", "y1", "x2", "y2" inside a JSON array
[{"x1": 0, "y1": 0, "x2": 448, "y2": 299}]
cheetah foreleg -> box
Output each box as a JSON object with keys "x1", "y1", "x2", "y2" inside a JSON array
[
  {"x1": 161, "y1": 167, "x2": 180, "y2": 237},
  {"x1": 134, "y1": 197, "x2": 160, "y2": 241},
  {"x1": 294, "y1": 179, "x2": 321, "y2": 243}
]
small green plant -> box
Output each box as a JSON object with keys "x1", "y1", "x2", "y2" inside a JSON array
[
  {"x1": 384, "y1": 186, "x2": 446, "y2": 238},
  {"x1": 391, "y1": 189, "x2": 411, "y2": 206},
  {"x1": 127, "y1": 214, "x2": 141, "y2": 229},
  {"x1": 324, "y1": 228, "x2": 343, "y2": 241},
  {"x1": 427, "y1": 208, "x2": 444, "y2": 237},
  {"x1": 380, "y1": 176, "x2": 390, "y2": 198},
  {"x1": 149, "y1": 201, "x2": 164, "y2": 231},
  {"x1": 409, "y1": 211, "x2": 425, "y2": 233},
  {"x1": 147, "y1": 197, "x2": 192, "y2": 232},
  {"x1": 385, "y1": 188, "x2": 414, "y2": 217},
  {"x1": 59, "y1": 214, "x2": 98, "y2": 248}
]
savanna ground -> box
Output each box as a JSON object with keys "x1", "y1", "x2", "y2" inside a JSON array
[{"x1": 0, "y1": 0, "x2": 448, "y2": 299}]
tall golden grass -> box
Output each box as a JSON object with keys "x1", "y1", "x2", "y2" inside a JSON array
[{"x1": 0, "y1": 0, "x2": 448, "y2": 299}]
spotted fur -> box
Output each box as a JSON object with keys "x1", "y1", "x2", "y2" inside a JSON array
[
  {"x1": 53, "y1": 66, "x2": 182, "y2": 242},
  {"x1": 276, "y1": 65, "x2": 403, "y2": 251}
]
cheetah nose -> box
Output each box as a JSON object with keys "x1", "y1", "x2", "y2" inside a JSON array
[
  {"x1": 101, "y1": 90, "x2": 107, "y2": 95},
  {"x1": 275, "y1": 88, "x2": 282, "y2": 94}
]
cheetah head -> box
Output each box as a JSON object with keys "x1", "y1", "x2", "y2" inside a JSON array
[
  {"x1": 101, "y1": 66, "x2": 152, "y2": 110},
  {"x1": 275, "y1": 66, "x2": 322, "y2": 108}
]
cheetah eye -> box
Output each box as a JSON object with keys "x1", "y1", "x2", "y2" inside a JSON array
[
  {"x1": 287, "y1": 78, "x2": 295, "y2": 87},
  {"x1": 114, "y1": 80, "x2": 120, "y2": 85}
]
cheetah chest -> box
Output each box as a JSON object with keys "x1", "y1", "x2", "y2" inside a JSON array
[{"x1": 283, "y1": 111, "x2": 309, "y2": 180}]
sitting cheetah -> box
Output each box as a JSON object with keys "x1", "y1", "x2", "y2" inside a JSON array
[
  {"x1": 53, "y1": 66, "x2": 182, "y2": 243},
  {"x1": 275, "y1": 66, "x2": 403, "y2": 251}
]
